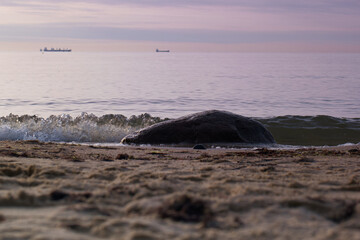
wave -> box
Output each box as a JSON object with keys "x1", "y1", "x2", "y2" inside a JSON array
[
  {"x1": 0, "y1": 113, "x2": 166, "y2": 143},
  {"x1": 0, "y1": 113, "x2": 359, "y2": 146},
  {"x1": 257, "y1": 115, "x2": 360, "y2": 146}
]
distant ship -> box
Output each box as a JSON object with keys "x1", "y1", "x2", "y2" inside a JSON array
[
  {"x1": 156, "y1": 49, "x2": 170, "y2": 52},
  {"x1": 40, "y1": 47, "x2": 72, "y2": 52}
]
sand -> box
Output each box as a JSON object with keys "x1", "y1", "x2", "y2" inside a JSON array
[{"x1": 0, "y1": 140, "x2": 359, "y2": 240}]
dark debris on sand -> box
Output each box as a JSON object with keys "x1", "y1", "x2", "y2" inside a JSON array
[{"x1": 158, "y1": 194, "x2": 212, "y2": 223}]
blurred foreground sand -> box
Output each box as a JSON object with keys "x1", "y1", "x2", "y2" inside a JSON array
[{"x1": 0, "y1": 141, "x2": 359, "y2": 240}]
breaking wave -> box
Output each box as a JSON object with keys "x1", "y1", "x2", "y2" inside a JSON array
[
  {"x1": 0, "y1": 113, "x2": 166, "y2": 143},
  {"x1": 0, "y1": 113, "x2": 359, "y2": 146}
]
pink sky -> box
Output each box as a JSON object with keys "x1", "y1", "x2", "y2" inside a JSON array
[{"x1": 0, "y1": 0, "x2": 359, "y2": 52}]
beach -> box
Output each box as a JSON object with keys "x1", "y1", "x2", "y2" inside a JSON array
[
  {"x1": 1, "y1": 1, "x2": 360, "y2": 239},
  {"x1": 0, "y1": 140, "x2": 359, "y2": 239}
]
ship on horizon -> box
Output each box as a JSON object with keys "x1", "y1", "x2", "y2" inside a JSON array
[
  {"x1": 156, "y1": 49, "x2": 170, "y2": 52},
  {"x1": 40, "y1": 47, "x2": 72, "y2": 52}
]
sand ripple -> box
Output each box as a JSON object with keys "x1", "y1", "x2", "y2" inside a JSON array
[{"x1": 0, "y1": 141, "x2": 359, "y2": 239}]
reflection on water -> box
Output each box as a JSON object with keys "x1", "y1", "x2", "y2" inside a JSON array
[{"x1": 0, "y1": 52, "x2": 359, "y2": 118}]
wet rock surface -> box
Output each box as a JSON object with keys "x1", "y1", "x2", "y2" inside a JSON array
[{"x1": 121, "y1": 110, "x2": 275, "y2": 145}]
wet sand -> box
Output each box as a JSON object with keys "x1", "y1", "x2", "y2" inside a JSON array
[{"x1": 0, "y1": 140, "x2": 359, "y2": 240}]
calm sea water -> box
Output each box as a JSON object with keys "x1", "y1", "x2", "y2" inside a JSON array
[
  {"x1": 1, "y1": 52, "x2": 360, "y2": 118},
  {"x1": 0, "y1": 52, "x2": 359, "y2": 145}
]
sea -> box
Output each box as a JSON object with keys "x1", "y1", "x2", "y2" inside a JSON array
[{"x1": 0, "y1": 52, "x2": 359, "y2": 146}]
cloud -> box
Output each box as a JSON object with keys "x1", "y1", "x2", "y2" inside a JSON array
[
  {"x1": 1, "y1": 1, "x2": 359, "y2": 32},
  {"x1": 1, "y1": 24, "x2": 359, "y2": 45},
  {"x1": 3, "y1": 0, "x2": 360, "y2": 12},
  {"x1": 0, "y1": 0, "x2": 359, "y2": 51}
]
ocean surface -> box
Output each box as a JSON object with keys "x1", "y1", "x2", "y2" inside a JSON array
[{"x1": 0, "y1": 52, "x2": 359, "y2": 146}]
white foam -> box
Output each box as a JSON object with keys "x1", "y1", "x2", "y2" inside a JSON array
[{"x1": 0, "y1": 120, "x2": 132, "y2": 143}]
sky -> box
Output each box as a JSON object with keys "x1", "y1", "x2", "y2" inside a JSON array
[{"x1": 0, "y1": 0, "x2": 360, "y2": 52}]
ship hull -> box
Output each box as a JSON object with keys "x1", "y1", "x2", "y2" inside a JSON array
[{"x1": 43, "y1": 50, "x2": 72, "y2": 52}]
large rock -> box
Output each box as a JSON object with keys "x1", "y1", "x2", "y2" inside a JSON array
[{"x1": 121, "y1": 110, "x2": 275, "y2": 145}]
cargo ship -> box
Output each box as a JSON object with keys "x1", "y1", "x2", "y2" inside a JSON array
[
  {"x1": 40, "y1": 47, "x2": 72, "y2": 52},
  {"x1": 156, "y1": 49, "x2": 170, "y2": 52}
]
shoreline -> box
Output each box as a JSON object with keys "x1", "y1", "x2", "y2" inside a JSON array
[
  {"x1": 0, "y1": 140, "x2": 359, "y2": 239},
  {"x1": 48, "y1": 138, "x2": 360, "y2": 151},
  {"x1": 1, "y1": 113, "x2": 359, "y2": 146}
]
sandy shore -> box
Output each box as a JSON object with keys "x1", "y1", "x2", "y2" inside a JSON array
[{"x1": 0, "y1": 141, "x2": 359, "y2": 240}]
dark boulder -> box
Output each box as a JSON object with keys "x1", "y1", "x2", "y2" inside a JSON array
[
  {"x1": 121, "y1": 110, "x2": 275, "y2": 145},
  {"x1": 193, "y1": 144, "x2": 206, "y2": 150}
]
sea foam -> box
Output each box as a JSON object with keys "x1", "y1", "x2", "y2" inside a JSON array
[{"x1": 0, "y1": 113, "x2": 164, "y2": 143}]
